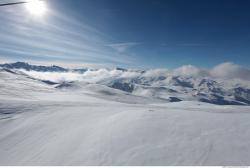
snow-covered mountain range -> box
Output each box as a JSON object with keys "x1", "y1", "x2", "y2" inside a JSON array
[
  {"x1": 1, "y1": 62, "x2": 249, "y2": 106},
  {"x1": 0, "y1": 62, "x2": 250, "y2": 105}
]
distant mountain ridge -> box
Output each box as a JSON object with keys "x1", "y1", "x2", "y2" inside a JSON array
[
  {"x1": 1, "y1": 62, "x2": 250, "y2": 106},
  {"x1": 0, "y1": 62, "x2": 68, "y2": 72}
]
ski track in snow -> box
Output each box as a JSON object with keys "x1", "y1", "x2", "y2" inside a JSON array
[{"x1": 0, "y1": 70, "x2": 250, "y2": 165}]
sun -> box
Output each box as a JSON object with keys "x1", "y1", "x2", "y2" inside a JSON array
[{"x1": 25, "y1": 0, "x2": 47, "y2": 16}]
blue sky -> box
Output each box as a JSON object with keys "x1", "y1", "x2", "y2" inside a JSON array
[{"x1": 0, "y1": 0, "x2": 250, "y2": 68}]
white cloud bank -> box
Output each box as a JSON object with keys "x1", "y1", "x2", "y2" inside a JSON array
[
  {"x1": 20, "y1": 62, "x2": 250, "y2": 83},
  {"x1": 210, "y1": 62, "x2": 250, "y2": 81},
  {"x1": 167, "y1": 62, "x2": 250, "y2": 81},
  {"x1": 21, "y1": 70, "x2": 85, "y2": 83},
  {"x1": 172, "y1": 65, "x2": 209, "y2": 77}
]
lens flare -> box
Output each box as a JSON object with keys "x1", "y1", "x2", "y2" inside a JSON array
[{"x1": 25, "y1": 0, "x2": 47, "y2": 16}]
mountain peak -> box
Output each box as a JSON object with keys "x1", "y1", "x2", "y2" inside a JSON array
[{"x1": 0, "y1": 62, "x2": 68, "y2": 72}]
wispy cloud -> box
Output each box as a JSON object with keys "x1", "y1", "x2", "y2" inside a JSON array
[
  {"x1": 177, "y1": 43, "x2": 207, "y2": 47},
  {"x1": 107, "y1": 42, "x2": 140, "y2": 53},
  {"x1": 0, "y1": 4, "x2": 135, "y2": 66}
]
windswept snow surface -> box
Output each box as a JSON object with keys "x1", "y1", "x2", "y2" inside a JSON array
[{"x1": 1, "y1": 68, "x2": 250, "y2": 165}]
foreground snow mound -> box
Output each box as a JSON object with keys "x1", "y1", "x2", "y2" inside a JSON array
[{"x1": 1, "y1": 68, "x2": 250, "y2": 165}]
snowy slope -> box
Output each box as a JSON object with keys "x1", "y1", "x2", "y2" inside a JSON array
[{"x1": 1, "y1": 67, "x2": 250, "y2": 165}]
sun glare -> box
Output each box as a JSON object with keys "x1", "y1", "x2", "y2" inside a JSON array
[{"x1": 25, "y1": 0, "x2": 47, "y2": 16}]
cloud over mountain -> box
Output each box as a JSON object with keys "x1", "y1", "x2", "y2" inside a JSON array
[
  {"x1": 209, "y1": 62, "x2": 250, "y2": 81},
  {"x1": 1, "y1": 62, "x2": 250, "y2": 83}
]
